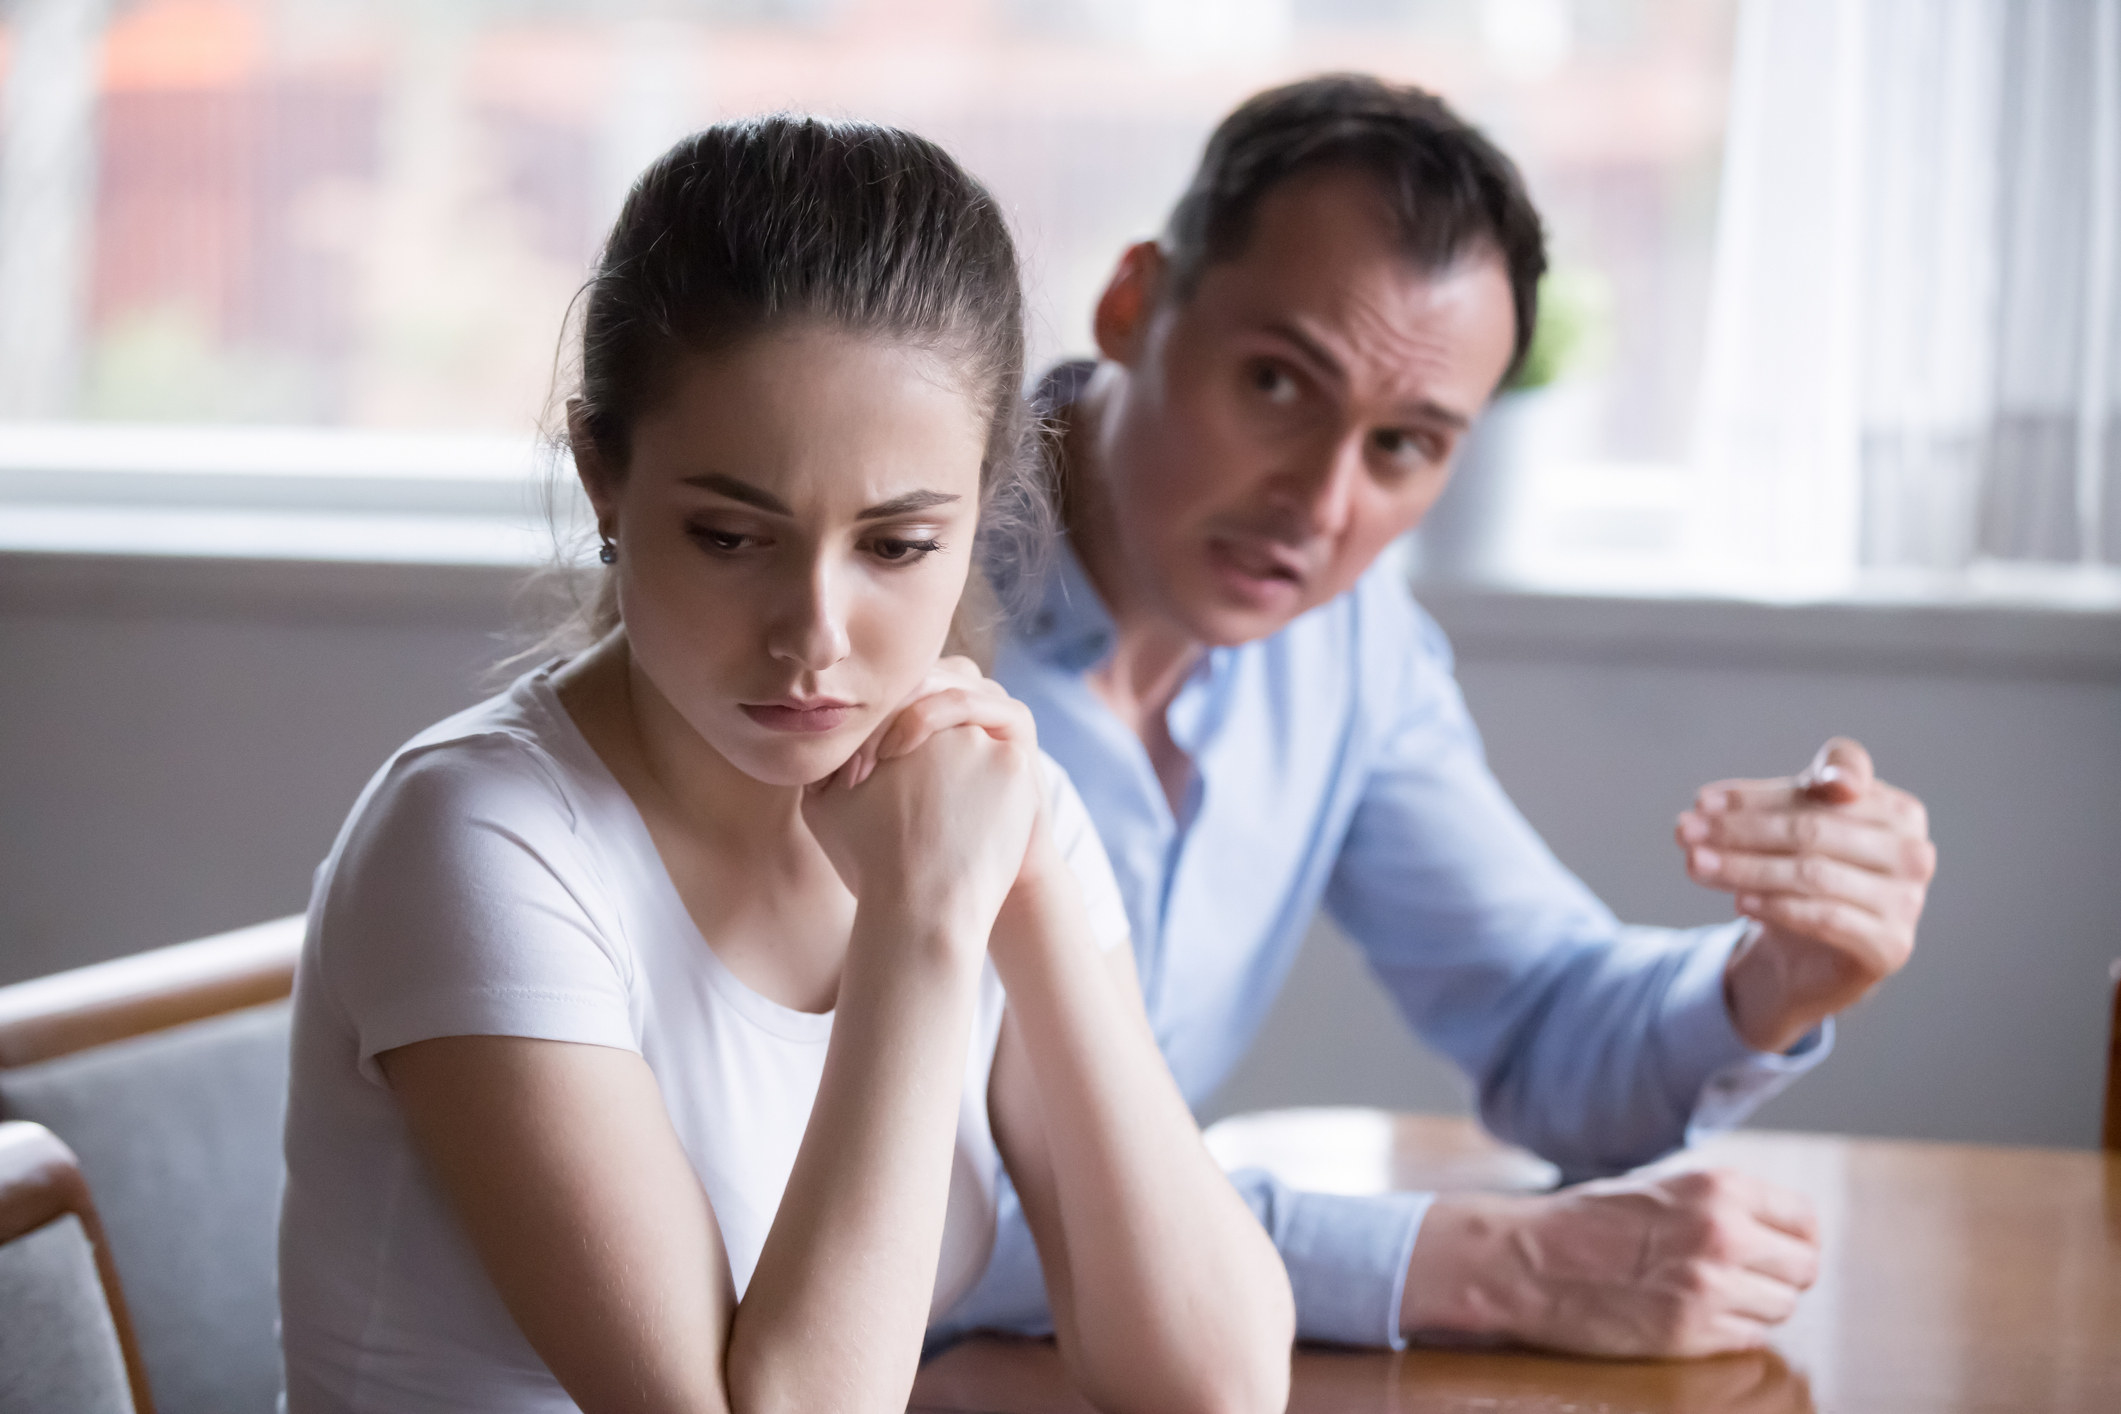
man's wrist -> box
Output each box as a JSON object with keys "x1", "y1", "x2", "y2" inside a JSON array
[
  {"x1": 1399, "y1": 1193, "x2": 1535, "y2": 1341},
  {"x1": 1722, "y1": 924, "x2": 1821, "y2": 1055}
]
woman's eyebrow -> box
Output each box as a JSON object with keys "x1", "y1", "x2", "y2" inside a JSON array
[
  {"x1": 857, "y1": 490, "x2": 959, "y2": 520},
  {"x1": 681, "y1": 472, "x2": 789, "y2": 513},
  {"x1": 680, "y1": 475, "x2": 958, "y2": 521}
]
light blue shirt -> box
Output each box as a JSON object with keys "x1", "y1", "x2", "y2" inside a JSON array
[{"x1": 937, "y1": 526, "x2": 1829, "y2": 1349}]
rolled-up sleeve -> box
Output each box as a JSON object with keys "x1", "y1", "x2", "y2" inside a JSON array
[
  {"x1": 1324, "y1": 590, "x2": 1829, "y2": 1182},
  {"x1": 1228, "y1": 1170, "x2": 1431, "y2": 1349}
]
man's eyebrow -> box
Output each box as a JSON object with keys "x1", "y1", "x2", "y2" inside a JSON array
[
  {"x1": 681, "y1": 473, "x2": 789, "y2": 514},
  {"x1": 1406, "y1": 399, "x2": 1472, "y2": 433},
  {"x1": 857, "y1": 490, "x2": 959, "y2": 520},
  {"x1": 1260, "y1": 320, "x2": 1472, "y2": 431},
  {"x1": 1262, "y1": 320, "x2": 1349, "y2": 390}
]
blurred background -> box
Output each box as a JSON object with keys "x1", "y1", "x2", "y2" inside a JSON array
[
  {"x1": 0, "y1": 0, "x2": 1717, "y2": 451},
  {"x1": 1, "y1": 0, "x2": 2116, "y2": 1148}
]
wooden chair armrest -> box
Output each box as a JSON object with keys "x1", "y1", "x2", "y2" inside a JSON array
[
  {"x1": 2104, "y1": 959, "x2": 2121, "y2": 1151},
  {"x1": 0, "y1": 916, "x2": 303, "y2": 1069},
  {"x1": 0, "y1": 1120, "x2": 156, "y2": 1412}
]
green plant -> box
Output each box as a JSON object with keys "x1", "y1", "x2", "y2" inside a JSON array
[{"x1": 1508, "y1": 266, "x2": 1615, "y2": 391}]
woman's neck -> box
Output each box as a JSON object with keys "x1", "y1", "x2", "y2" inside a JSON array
[
  {"x1": 557, "y1": 632, "x2": 853, "y2": 1015},
  {"x1": 556, "y1": 633, "x2": 808, "y2": 857}
]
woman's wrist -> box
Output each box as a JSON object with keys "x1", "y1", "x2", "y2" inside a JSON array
[{"x1": 849, "y1": 886, "x2": 997, "y2": 976}]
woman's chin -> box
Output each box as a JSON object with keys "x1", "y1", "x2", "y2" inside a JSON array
[{"x1": 721, "y1": 732, "x2": 860, "y2": 790}]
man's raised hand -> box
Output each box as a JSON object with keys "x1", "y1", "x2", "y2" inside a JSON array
[{"x1": 1677, "y1": 738, "x2": 1936, "y2": 1054}]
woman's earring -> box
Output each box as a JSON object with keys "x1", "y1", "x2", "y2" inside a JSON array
[{"x1": 597, "y1": 537, "x2": 617, "y2": 565}]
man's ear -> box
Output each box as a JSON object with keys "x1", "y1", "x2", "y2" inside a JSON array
[
  {"x1": 564, "y1": 397, "x2": 619, "y2": 534},
  {"x1": 1092, "y1": 241, "x2": 1168, "y2": 367}
]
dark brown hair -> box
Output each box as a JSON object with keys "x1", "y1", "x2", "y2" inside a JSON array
[
  {"x1": 1161, "y1": 74, "x2": 1548, "y2": 385},
  {"x1": 547, "y1": 114, "x2": 1044, "y2": 653}
]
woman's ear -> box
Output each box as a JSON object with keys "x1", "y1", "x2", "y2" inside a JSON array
[
  {"x1": 1092, "y1": 242, "x2": 1167, "y2": 367},
  {"x1": 565, "y1": 397, "x2": 619, "y2": 535}
]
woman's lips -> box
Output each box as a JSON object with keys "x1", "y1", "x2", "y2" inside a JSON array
[{"x1": 741, "y1": 700, "x2": 857, "y2": 734}]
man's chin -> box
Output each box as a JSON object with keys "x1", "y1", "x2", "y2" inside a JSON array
[
  {"x1": 1179, "y1": 547, "x2": 1320, "y2": 644},
  {"x1": 1173, "y1": 587, "x2": 1311, "y2": 648}
]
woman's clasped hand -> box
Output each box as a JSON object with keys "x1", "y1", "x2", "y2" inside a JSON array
[{"x1": 802, "y1": 658, "x2": 1043, "y2": 939}]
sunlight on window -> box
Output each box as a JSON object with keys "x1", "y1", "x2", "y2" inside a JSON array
[{"x1": 0, "y1": 0, "x2": 1735, "y2": 467}]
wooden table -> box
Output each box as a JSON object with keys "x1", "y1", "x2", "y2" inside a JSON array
[{"x1": 912, "y1": 1109, "x2": 2121, "y2": 1414}]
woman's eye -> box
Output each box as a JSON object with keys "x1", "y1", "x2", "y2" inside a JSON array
[
  {"x1": 688, "y1": 526, "x2": 750, "y2": 553},
  {"x1": 1250, "y1": 361, "x2": 1301, "y2": 406},
  {"x1": 870, "y1": 536, "x2": 945, "y2": 564}
]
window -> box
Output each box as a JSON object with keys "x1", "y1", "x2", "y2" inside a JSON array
[{"x1": 0, "y1": 0, "x2": 1741, "y2": 577}]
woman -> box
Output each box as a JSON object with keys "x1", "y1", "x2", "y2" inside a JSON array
[{"x1": 277, "y1": 117, "x2": 1293, "y2": 1414}]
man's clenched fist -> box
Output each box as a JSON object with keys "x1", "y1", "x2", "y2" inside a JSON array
[{"x1": 1402, "y1": 1167, "x2": 1821, "y2": 1357}]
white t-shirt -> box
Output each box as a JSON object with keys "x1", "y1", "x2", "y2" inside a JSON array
[{"x1": 278, "y1": 664, "x2": 1130, "y2": 1414}]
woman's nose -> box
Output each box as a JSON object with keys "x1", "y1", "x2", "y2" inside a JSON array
[{"x1": 765, "y1": 560, "x2": 851, "y2": 672}]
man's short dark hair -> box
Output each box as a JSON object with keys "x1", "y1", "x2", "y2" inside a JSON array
[{"x1": 1160, "y1": 74, "x2": 1548, "y2": 386}]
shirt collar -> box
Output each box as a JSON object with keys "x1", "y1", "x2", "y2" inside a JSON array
[
  {"x1": 1008, "y1": 359, "x2": 1120, "y2": 674},
  {"x1": 1014, "y1": 536, "x2": 1118, "y2": 674}
]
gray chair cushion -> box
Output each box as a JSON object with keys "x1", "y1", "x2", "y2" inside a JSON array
[
  {"x1": 0, "y1": 1002, "x2": 291, "y2": 1414},
  {"x1": 0, "y1": 1212, "x2": 137, "y2": 1414}
]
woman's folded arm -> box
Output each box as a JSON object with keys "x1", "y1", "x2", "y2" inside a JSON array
[
  {"x1": 988, "y1": 852, "x2": 1297, "y2": 1414},
  {"x1": 380, "y1": 896, "x2": 987, "y2": 1414},
  {"x1": 380, "y1": 1035, "x2": 736, "y2": 1414}
]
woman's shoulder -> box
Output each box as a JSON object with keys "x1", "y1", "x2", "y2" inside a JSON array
[
  {"x1": 315, "y1": 669, "x2": 612, "y2": 911},
  {"x1": 309, "y1": 671, "x2": 639, "y2": 1043},
  {"x1": 364, "y1": 669, "x2": 591, "y2": 830},
  {"x1": 1031, "y1": 746, "x2": 1098, "y2": 835},
  {"x1": 1029, "y1": 748, "x2": 1132, "y2": 955}
]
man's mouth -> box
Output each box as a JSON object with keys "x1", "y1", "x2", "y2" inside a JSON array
[
  {"x1": 740, "y1": 697, "x2": 858, "y2": 734},
  {"x1": 1205, "y1": 535, "x2": 1310, "y2": 604}
]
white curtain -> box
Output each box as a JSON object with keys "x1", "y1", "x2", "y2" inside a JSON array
[{"x1": 1695, "y1": 0, "x2": 2121, "y2": 579}]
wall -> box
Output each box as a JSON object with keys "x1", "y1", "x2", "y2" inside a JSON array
[
  {"x1": 4, "y1": 552, "x2": 2117, "y2": 1148},
  {"x1": 1208, "y1": 589, "x2": 2121, "y2": 1150},
  {"x1": 0, "y1": 555, "x2": 532, "y2": 981}
]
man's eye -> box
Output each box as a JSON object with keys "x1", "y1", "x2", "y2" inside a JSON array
[
  {"x1": 1250, "y1": 362, "x2": 1300, "y2": 405},
  {"x1": 870, "y1": 537, "x2": 945, "y2": 563},
  {"x1": 1373, "y1": 428, "x2": 1442, "y2": 468}
]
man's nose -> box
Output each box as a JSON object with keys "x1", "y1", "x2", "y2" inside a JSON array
[
  {"x1": 765, "y1": 558, "x2": 851, "y2": 673},
  {"x1": 1267, "y1": 438, "x2": 1364, "y2": 540}
]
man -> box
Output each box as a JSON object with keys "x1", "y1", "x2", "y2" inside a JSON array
[{"x1": 941, "y1": 75, "x2": 1936, "y2": 1357}]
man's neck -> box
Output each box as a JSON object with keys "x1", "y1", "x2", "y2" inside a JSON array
[{"x1": 1058, "y1": 379, "x2": 1204, "y2": 803}]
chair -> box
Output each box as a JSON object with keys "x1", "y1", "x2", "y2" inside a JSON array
[
  {"x1": 0, "y1": 1120, "x2": 153, "y2": 1414},
  {"x1": 2105, "y1": 959, "x2": 2121, "y2": 1151},
  {"x1": 0, "y1": 916, "x2": 303, "y2": 1414}
]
